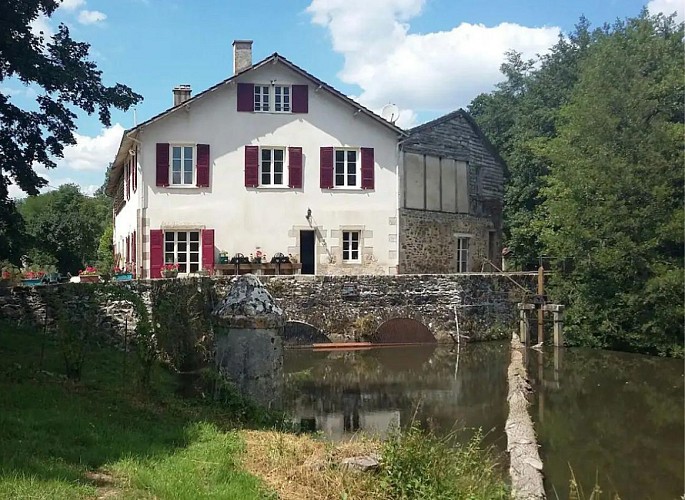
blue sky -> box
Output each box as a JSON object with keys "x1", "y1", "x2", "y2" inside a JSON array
[{"x1": 4, "y1": 0, "x2": 681, "y2": 198}]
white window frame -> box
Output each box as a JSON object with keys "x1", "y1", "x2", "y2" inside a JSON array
[
  {"x1": 259, "y1": 147, "x2": 287, "y2": 186},
  {"x1": 164, "y1": 230, "x2": 201, "y2": 274},
  {"x1": 455, "y1": 236, "x2": 470, "y2": 273},
  {"x1": 169, "y1": 145, "x2": 195, "y2": 186},
  {"x1": 254, "y1": 84, "x2": 291, "y2": 113},
  {"x1": 334, "y1": 148, "x2": 360, "y2": 188},
  {"x1": 342, "y1": 230, "x2": 361, "y2": 263}
]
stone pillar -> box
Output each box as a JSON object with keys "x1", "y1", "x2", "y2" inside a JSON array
[{"x1": 212, "y1": 274, "x2": 285, "y2": 409}]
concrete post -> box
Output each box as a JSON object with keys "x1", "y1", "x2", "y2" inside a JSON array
[
  {"x1": 519, "y1": 307, "x2": 528, "y2": 344},
  {"x1": 212, "y1": 274, "x2": 285, "y2": 409},
  {"x1": 553, "y1": 309, "x2": 564, "y2": 347}
]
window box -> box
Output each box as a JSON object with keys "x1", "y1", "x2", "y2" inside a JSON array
[
  {"x1": 79, "y1": 275, "x2": 100, "y2": 284},
  {"x1": 114, "y1": 272, "x2": 134, "y2": 282},
  {"x1": 21, "y1": 278, "x2": 45, "y2": 287}
]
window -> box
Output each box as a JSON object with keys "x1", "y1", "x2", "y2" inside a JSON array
[
  {"x1": 260, "y1": 148, "x2": 285, "y2": 186},
  {"x1": 164, "y1": 231, "x2": 200, "y2": 273},
  {"x1": 171, "y1": 145, "x2": 194, "y2": 185},
  {"x1": 342, "y1": 231, "x2": 360, "y2": 262},
  {"x1": 254, "y1": 85, "x2": 290, "y2": 112},
  {"x1": 456, "y1": 237, "x2": 470, "y2": 273},
  {"x1": 335, "y1": 149, "x2": 358, "y2": 187}
]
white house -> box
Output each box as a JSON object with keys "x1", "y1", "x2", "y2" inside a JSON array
[
  {"x1": 107, "y1": 40, "x2": 505, "y2": 278},
  {"x1": 107, "y1": 41, "x2": 405, "y2": 278}
]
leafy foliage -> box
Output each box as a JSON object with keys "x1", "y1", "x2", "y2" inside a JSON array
[
  {"x1": 538, "y1": 13, "x2": 684, "y2": 355},
  {"x1": 0, "y1": 0, "x2": 141, "y2": 203},
  {"x1": 471, "y1": 12, "x2": 683, "y2": 355},
  {"x1": 16, "y1": 184, "x2": 111, "y2": 274}
]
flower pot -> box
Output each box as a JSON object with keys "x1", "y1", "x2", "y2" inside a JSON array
[
  {"x1": 161, "y1": 270, "x2": 178, "y2": 279},
  {"x1": 79, "y1": 275, "x2": 100, "y2": 284},
  {"x1": 114, "y1": 273, "x2": 133, "y2": 282},
  {"x1": 21, "y1": 278, "x2": 44, "y2": 287}
]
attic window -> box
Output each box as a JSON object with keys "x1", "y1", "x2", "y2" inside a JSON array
[{"x1": 254, "y1": 84, "x2": 290, "y2": 113}]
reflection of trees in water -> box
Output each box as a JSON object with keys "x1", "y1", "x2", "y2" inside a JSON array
[
  {"x1": 283, "y1": 343, "x2": 509, "y2": 446},
  {"x1": 527, "y1": 348, "x2": 684, "y2": 499}
]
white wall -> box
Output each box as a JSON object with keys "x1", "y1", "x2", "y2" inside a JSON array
[
  {"x1": 113, "y1": 157, "x2": 140, "y2": 270},
  {"x1": 127, "y1": 62, "x2": 401, "y2": 276}
]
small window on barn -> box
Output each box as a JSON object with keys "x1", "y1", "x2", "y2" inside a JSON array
[{"x1": 455, "y1": 236, "x2": 470, "y2": 273}]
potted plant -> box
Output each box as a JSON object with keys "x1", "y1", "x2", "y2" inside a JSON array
[
  {"x1": 78, "y1": 266, "x2": 100, "y2": 284},
  {"x1": 218, "y1": 251, "x2": 230, "y2": 265},
  {"x1": 113, "y1": 264, "x2": 134, "y2": 282},
  {"x1": 21, "y1": 265, "x2": 47, "y2": 286},
  {"x1": 161, "y1": 263, "x2": 179, "y2": 278}
]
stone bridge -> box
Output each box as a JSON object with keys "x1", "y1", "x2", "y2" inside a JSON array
[{"x1": 256, "y1": 274, "x2": 536, "y2": 344}]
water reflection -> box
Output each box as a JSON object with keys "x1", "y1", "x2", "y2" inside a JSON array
[
  {"x1": 283, "y1": 343, "x2": 509, "y2": 448},
  {"x1": 527, "y1": 347, "x2": 684, "y2": 500}
]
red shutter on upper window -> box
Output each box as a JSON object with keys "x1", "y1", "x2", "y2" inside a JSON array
[
  {"x1": 245, "y1": 145, "x2": 259, "y2": 187},
  {"x1": 132, "y1": 230, "x2": 137, "y2": 266},
  {"x1": 237, "y1": 83, "x2": 254, "y2": 112},
  {"x1": 361, "y1": 147, "x2": 375, "y2": 190},
  {"x1": 125, "y1": 163, "x2": 130, "y2": 200},
  {"x1": 292, "y1": 85, "x2": 308, "y2": 113},
  {"x1": 132, "y1": 152, "x2": 137, "y2": 192},
  {"x1": 288, "y1": 147, "x2": 303, "y2": 189},
  {"x1": 126, "y1": 234, "x2": 130, "y2": 263},
  {"x1": 196, "y1": 144, "x2": 210, "y2": 187},
  {"x1": 156, "y1": 143, "x2": 169, "y2": 187},
  {"x1": 150, "y1": 229, "x2": 163, "y2": 279},
  {"x1": 320, "y1": 146, "x2": 333, "y2": 189},
  {"x1": 202, "y1": 229, "x2": 215, "y2": 270}
]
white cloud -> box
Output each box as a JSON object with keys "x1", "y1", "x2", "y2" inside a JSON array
[
  {"x1": 647, "y1": 0, "x2": 684, "y2": 22},
  {"x1": 77, "y1": 10, "x2": 107, "y2": 25},
  {"x1": 306, "y1": 0, "x2": 560, "y2": 126},
  {"x1": 59, "y1": 0, "x2": 86, "y2": 11},
  {"x1": 61, "y1": 124, "x2": 124, "y2": 172},
  {"x1": 29, "y1": 14, "x2": 53, "y2": 39}
]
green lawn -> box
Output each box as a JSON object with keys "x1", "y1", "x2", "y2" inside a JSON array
[{"x1": 0, "y1": 321, "x2": 275, "y2": 499}]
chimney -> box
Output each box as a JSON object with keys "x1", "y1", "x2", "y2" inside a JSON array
[
  {"x1": 232, "y1": 40, "x2": 253, "y2": 74},
  {"x1": 172, "y1": 84, "x2": 192, "y2": 106}
]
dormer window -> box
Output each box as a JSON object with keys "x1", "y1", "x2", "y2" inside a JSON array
[{"x1": 254, "y1": 84, "x2": 290, "y2": 112}]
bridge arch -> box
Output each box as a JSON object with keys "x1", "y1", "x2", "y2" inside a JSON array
[
  {"x1": 283, "y1": 320, "x2": 330, "y2": 345},
  {"x1": 370, "y1": 317, "x2": 436, "y2": 344}
]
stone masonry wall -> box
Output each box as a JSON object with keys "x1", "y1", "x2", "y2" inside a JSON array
[
  {"x1": 399, "y1": 208, "x2": 501, "y2": 274},
  {"x1": 0, "y1": 273, "x2": 536, "y2": 346}
]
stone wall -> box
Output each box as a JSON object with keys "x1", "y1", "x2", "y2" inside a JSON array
[
  {"x1": 0, "y1": 273, "x2": 536, "y2": 346},
  {"x1": 399, "y1": 208, "x2": 500, "y2": 274}
]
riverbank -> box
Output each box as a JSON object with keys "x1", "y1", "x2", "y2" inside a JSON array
[{"x1": 0, "y1": 321, "x2": 508, "y2": 499}]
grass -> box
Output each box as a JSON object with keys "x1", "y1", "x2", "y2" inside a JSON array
[
  {"x1": 0, "y1": 320, "x2": 509, "y2": 499},
  {"x1": 0, "y1": 321, "x2": 278, "y2": 499}
]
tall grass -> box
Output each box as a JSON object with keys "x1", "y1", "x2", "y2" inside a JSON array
[{"x1": 378, "y1": 425, "x2": 508, "y2": 499}]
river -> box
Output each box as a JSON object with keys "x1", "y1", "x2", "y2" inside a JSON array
[{"x1": 282, "y1": 343, "x2": 684, "y2": 499}]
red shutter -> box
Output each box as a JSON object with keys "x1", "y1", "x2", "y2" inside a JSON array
[
  {"x1": 125, "y1": 163, "x2": 130, "y2": 199},
  {"x1": 196, "y1": 144, "x2": 210, "y2": 187},
  {"x1": 126, "y1": 234, "x2": 130, "y2": 263},
  {"x1": 150, "y1": 229, "x2": 163, "y2": 279},
  {"x1": 132, "y1": 152, "x2": 137, "y2": 192},
  {"x1": 320, "y1": 147, "x2": 334, "y2": 189},
  {"x1": 202, "y1": 229, "x2": 215, "y2": 271},
  {"x1": 361, "y1": 147, "x2": 375, "y2": 190},
  {"x1": 156, "y1": 143, "x2": 169, "y2": 187},
  {"x1": 292, "y1": 85, "x2": 308, "y2": 113},
  {"x1": 132, "y1": 230, "x2": 137, "y2": 274},
  {"x1": 237, "y1": 83, "x2": 254, "y2": 112},
  {"x1": 288, "y1": 147, "x2": 303, "y2": 189},
  {"x1": 245, "y1": 145, "x2": 259, "y2": 187}
]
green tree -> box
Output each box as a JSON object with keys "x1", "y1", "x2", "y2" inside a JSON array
[
  {"x1": 18, "y1": 184, "x2": 109, "y2": 274},
  {"x1": 0, "y1": 0, "x2": 141, "y2": 226},
  {"x1": 538, "y1": 13, "x2": 684, "y2": 356},
  {"x1": 469, "y1": 17, "x2": 595, "y2": 268}
]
